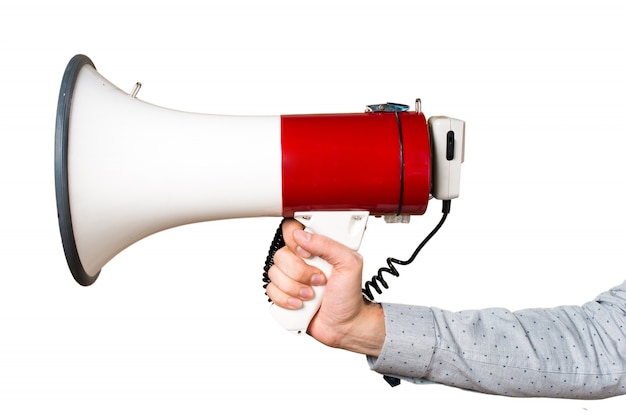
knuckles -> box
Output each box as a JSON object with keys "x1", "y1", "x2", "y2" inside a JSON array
[
  {"x1": 342, "y1": 250, "x2": 364, "y2": 272},
  {"x1": 271, "y1": 246, "x2": 312, "y2": 284}
]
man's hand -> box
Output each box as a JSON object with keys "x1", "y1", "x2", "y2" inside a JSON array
[{"x1": 266, "y1": 219, "x2": 385, "y2": 356}]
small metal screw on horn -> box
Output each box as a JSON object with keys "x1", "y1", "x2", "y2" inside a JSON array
[{"x1": 130, "y1": 82, "x2": 142, "y2": 98}]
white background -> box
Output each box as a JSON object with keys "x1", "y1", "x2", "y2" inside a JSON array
[{"x1": 2, "y1": 0, "x2": 626, "y2": 413}]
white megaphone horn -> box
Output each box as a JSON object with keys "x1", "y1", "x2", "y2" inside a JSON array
[{"x1": 55, "y1": 54, "x2": 465, "y2": 334}]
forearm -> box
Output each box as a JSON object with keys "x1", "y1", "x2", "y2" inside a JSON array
[{"x1": 367, "y1": 282, "x2": 626, "y2": 399}]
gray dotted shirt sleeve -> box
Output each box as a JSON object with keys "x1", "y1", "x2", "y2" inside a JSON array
[{"x1": 367, "y1": 280, "x2": 626, "y2": 399}]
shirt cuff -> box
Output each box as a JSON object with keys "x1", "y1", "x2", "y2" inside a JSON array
[{"x1": 367, "y1": 303, "x2": 437, "y2": 380}]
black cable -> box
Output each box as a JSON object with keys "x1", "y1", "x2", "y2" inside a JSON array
[
  {"x1": 262, "y1": 201, "x2": 452, "y2": 303},
  {"x1": 362, "y1": 200, "x2": 451, "y2": 301},
  {"x1": 262, "y1": 218, "x2": 287, "y2": 302}
]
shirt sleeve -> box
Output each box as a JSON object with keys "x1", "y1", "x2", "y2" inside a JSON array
[{"x1": 367, "y1": 280, "x2": 626, "y2": 399}]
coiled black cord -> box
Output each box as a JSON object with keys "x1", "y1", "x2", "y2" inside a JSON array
[
  {"x1": 262, "y1": 218, "x2": 286, "y2": 302},
  {"x1": 362, "y1": 200, "x2": 451, "y2": 301},
  {"x1": 262, "y1": 200, "x2": 451, "y2": 302}
]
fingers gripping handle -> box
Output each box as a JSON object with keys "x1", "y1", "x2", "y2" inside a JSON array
[
  {"x1": 269, "y1": 211, "x2": 369, "y2": 335},
  {"x1": 270, "y1": 256, "x2": 332, "y2": 335}
]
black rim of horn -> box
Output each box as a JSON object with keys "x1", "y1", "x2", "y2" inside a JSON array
[{"x1": 54, "y1": 54, "x2": 100, "y2": 286}]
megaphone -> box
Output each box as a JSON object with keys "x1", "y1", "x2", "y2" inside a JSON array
[{"x1": 55, "y1": 54, "x2": 465, "y2": 334}]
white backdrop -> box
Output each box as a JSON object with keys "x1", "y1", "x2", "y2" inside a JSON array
[{"x1": 2, "y1": 0, "x2": 626, "y2": 413}]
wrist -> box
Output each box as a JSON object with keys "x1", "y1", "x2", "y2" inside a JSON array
[{"x1": 337, "y1": 301, "x2": 386, "y2": 357}]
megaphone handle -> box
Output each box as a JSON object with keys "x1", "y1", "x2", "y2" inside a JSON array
[{"x1": 269, "y1": 211, "x2": 369, "y2": 335}]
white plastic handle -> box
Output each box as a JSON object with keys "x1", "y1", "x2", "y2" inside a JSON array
[{"x1": 269, "y1": 211, "x2": 369, "y2": 335}]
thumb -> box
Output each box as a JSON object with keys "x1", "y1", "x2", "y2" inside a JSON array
[
  {"x1": 292, "y1": 229, "x2": 362, "y2": 273},
  {"x1": 291, "y1": 228, "x2": 365, "y2": 320}
]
